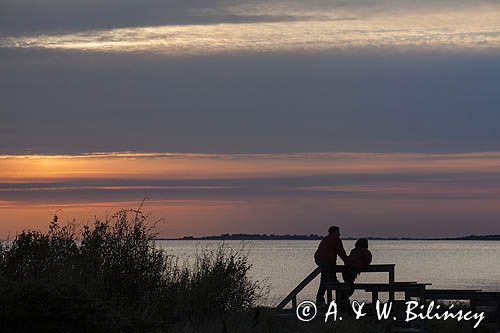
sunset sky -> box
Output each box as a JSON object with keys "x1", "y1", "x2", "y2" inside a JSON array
[{"x1": 1, "y1": 0, "x2": 500, "y2": 237}]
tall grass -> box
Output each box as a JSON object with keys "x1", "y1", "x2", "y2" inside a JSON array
[{"x1": 0, "y1": 209, "x2": 263, "y2": 332}]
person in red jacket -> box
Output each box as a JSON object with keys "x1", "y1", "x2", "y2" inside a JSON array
[
  {"x1": 342, "y1": 238, "x2": 372, "y2": 304},
  {"x1": 314, "y1": 226, "x2": 349, "y2": 305}
]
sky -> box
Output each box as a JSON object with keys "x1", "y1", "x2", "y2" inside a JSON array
[{"x1": 1, "y1": 0, "x2": 500, "y2": 237}]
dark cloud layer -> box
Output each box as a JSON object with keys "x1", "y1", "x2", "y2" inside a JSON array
[
  {"x1": 2, "y1": 171, "x2": 500, "y2": 203},
  {"x1": 2, "y1": 49, "x2": 500, "y2": 154}
]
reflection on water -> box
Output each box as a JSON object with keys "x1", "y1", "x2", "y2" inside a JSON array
[{"x1": 158, "y1": 240, "x2": 500, "y2": 305}]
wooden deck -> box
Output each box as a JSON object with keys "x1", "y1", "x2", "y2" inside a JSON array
[{"x1": 276, "y1": 263, "x2": 500, "y2": 332}]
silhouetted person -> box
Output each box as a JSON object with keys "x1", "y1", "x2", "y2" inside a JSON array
[
  {"x1": 314, "y1": 226, "x2": 349, "y2": 305},
  {"x1": 341, "y1": 238, "x2": 372, "y2": 306}
]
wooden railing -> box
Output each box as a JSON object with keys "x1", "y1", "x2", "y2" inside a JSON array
[{"x1": 276, "y1": 264, "x2": 395, "y2": 310}]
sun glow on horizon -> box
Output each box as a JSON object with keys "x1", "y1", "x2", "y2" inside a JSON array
[{"x1": 3, "y1": 151, "x2": 500, "y2": 182}]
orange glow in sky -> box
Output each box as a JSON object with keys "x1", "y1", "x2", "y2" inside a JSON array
[
  {"x1": 1, "y1": 151, "x2": 500, "y2": 238},
  {"x1": 3, "y1": 151, "x2": 500, "y2": 181}
]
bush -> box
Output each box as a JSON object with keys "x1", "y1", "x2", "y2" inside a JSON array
[
  {"x1": 164, "y1": 244, "x2": 261, "y2": 322},
  {"x1": 0, "y1": 209, "x2": 263, "y2": 332}
]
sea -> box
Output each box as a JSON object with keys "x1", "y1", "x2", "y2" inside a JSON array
[{"x1": 157, "y1": 240, "x2": 500, "y2": 306}]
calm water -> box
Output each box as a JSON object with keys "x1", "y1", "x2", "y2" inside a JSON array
[{"x1": 157, "y1": 240, "x2": 500, "y2": 306}]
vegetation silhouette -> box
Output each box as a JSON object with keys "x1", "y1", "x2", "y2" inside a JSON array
[{"x1": 0, "y1": 207, "x2": 263, "y2": 332}]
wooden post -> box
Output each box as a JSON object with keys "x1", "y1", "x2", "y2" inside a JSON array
[
  {"x1": 419, "y1": 286, "x2": 427, "y2": 333},
  {"x1": 405, "y1": 290, "x2": 410, "y2": 302},
  {"x1": 336, "y1": 286, "x2": 343, "y2": 306},
  {"x1": 372, "y1": 291, "x2": 379, "y2": 306},
  {"x1": 389, "y1": 267, "x2": 395, "y2": 301}
]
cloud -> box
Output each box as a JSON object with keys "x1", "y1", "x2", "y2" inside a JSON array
[
  {"x1": 1, "y1": 0, "x2": 499, "y2": 34},
  {"x1": 2, "y1": 151, "x2": 500, "y2": 203},
  {"x1": 2, "y1": 47, "x2": 500, "y2": 155},
  {"x1": 3, "y1": 151, "x2": 500, "y2": 180},
  {"x1": 2, "y1": 6, "x2": 500, "y2": 54}
]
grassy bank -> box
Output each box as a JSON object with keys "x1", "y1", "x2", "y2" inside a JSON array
[{"x1": 0, "y1": 209, "x2": 263, "y2": 332}]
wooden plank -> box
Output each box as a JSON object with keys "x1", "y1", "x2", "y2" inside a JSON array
[
  {"x1": 354, "y1": 283, "x2": 430, "y2": 291},
  {"x1": 423, "y1": 293, "x2": 499, "y2": 300},
  {"x1": 322, "y1": 283, "x2": 428, "y2": 294},
  {"x1": 335, "y1": 264, "x2": 395, "y2": 273},
  {"x1": 424, "y1": 289, "x2": 481, "y2": 293},
  {"x1": 353, "y1": 283, "x2": 429, "y2": 287}
]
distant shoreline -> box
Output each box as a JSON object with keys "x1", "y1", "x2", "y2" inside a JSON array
[{"x1": 156, "y1": 234, "x2": 500, "y2": 241}]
